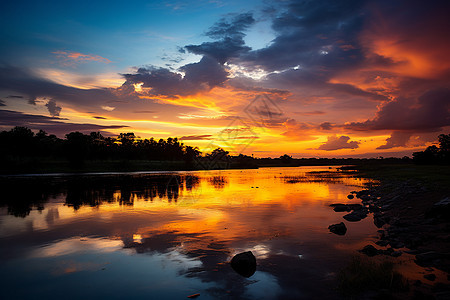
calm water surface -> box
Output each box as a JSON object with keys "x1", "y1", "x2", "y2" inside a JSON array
[{"x1": 0, "y1": 166, "x2": 429, "y2": 299}]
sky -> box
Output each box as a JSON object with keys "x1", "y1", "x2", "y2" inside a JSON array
[{"x1": 0, "y1": 0, "x2": 449, "y2": 158}]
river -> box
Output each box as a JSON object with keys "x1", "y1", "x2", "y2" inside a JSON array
[{"x1": 0, "y1": 166, "x2": 418, "y2": 299}]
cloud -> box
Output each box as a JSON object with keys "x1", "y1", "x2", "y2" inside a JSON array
[
  {"x1": 132, "y1": 110, "x2": 157, "y2": 114},
  {"x1": 343, "y1": 88, "x2": 450, "y2": 149},
  {"x1": 319, "y1": 122, "x2": 333, "y2": 130},
  {"x1": 0, "y1": 65, "x2": 127, "y2": 111},
  {"x1": 376, "y1": 131, "x2": 412, "y2": 150},
  {"x1": 346, "y1": 88, "x2": 450, "y2": 132},
  {"x1": 93, "y1": 116, "x2": 107, "y2": 120},
  {"x1": 243, "y1": 94, "x2": 287, "y2": 127},
  {"x1": 123, "y1": 56, "x2": 228, "y2": 97},
  {"x1": 294, "y1": 111, "x2": 325, "y2": 116},
  {"x1": 361, "y1": 0, "x2": 450, "y2": 79},
  {"x1": 180, "y1": 56, "x2": 229, "y2": 88},
  {"x1": 179, "y1": 134, "x2": 213, "y2": 141},
  {"x1": 0, "y1": 109, "x2": 127, "y2": 137},
  {"x1": 121, "y1": 13, "x2": 256, "y2": 99},
  {"x1": 318, "y1": 135, "x2": 360, "y2": 151},
  {"x1": 0, "y1": 99, "x2": 5, "y2": 106},
  {"x1": 2, "y1": 0, "x2": 449, "y2": 156},
  {"x1": 101, "y1": 106, "x2": 115, "y2": 111},
  {"x1": 45, "y1": 100, "x2": 62, "y2": 117},
  {"x1": 223, "y1": 0, "x2": 448, "y2": 132},
  {"x1": 375, "y1": 132, "x2": 440, "y2": 150},
  {"x1": 281, "y1": 118, "x2": 317, "y2": 141},
  {"x1": 52, "y1": 51, "x2": 111, "y2": 65},
  {"x1": 240, "y1": 0, "x2": 365, "y2": 72},
  {"x1": 184, "y1": 13, "x2": 255, "y2": 64}
]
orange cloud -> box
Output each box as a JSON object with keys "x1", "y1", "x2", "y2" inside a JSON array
[
  {"x1": 361, "y1": 2, "x2": 450, "y2": 79},
  {"x1": 52, "y1": 51, "x2": 111, "y2": 65}
]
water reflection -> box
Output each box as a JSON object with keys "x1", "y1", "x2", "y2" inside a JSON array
[
  {"x1": 0, "y1": 167, "x2": 413, "y2": 299},
  {"x1": 0, "y1": 174, "x2": 202, "y2": 216}
]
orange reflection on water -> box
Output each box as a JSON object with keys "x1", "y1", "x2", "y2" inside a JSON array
[{"x1": 2, "y1": 166, "x2": 446, "y2": 298}]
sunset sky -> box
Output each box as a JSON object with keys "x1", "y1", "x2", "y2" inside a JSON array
[{"x1": 1, "y1": 0, "x2": 449, "y2": 158}]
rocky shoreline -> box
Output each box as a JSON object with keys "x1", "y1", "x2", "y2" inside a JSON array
[
  {"x1": 329, "y1": 172, "x2": 450, "y2": 298},
  {"x1": 351, "y1": 182, "x2": 450, "y2": 273}
]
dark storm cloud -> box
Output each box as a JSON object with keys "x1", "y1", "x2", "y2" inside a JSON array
[
  {"x1": 346, "y1": 88, "x2": 450, "y2": 149},
  {"x1": 180, "y1": 56, "x2": 228, "y2": 88},
  {"x1": 263, "y1": 68, "x2": 387, "y2": 101},
  {"x1": 346, "y1": 88, "x2": 450, "y2": 132},
  {"x1": 184, "y1": 13, "x2": 255, "y2": 64},
  {"x1": 0, "y1": 65, "x2": 128, "y2": 113},
  {"x1": 0, "y1": 109, "x2": 128, "y2": 137},
  {"x1": 241, "y1": 0, "x2": 365, "y2": 72},
  {"x1": 209, "y1": 0, "x2": 450, "y2": 151},
  {"x1": 226, "y1": 77, "x2": 291, "y2": 97},
  {"x1": 185, "y1": 39, "x2": 251, "y2": 65},
  {"x1": 123, "y1": 56, "x2": 228, "y2": 97},
  {"x1": 331, "y1": 83, "x2": 388, "y2": 101},
  {"x1": 318, "y1": 135, "x2": 360, "y2": 151},
  {"x1": 205, "y1": 13, "x2": 255, "y2": 40}
]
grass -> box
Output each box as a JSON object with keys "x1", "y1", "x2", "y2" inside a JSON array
[
  {"x1": 337, "y1": 255, "x2": 408, "y2": 298},
  {"x1": 341, "y1": 163, "x2": 450, "y2": 192}
]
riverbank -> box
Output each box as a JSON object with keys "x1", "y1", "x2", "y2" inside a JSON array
[
  {"x1": 343, "y1": 164, "x2": 450, "y2": 298},
  {"x1": 1, "y1": 157, "x2": 412, "y2": 175}
]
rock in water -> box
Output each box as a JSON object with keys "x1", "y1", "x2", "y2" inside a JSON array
[
  {"x1": 343, "y1": 208, "x2": 368, "y2": 222},
  {"x1": 328, "y1": 222, "x2": 347, "y2": 235},
  {"x1": 230, "y1": 251, "x2": 256, "y2": 278},
  {"x1": 333, "y1": 204, "x2": 351, "y2": 212}
]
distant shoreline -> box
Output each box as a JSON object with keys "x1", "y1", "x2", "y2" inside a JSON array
[{"x1": 0, "y1": 157, "x2": 414, "y2": 176}]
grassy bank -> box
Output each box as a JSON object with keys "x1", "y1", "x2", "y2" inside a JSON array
[{"x1": 341, "y1": 163, "x2": 450, "y2": 192}]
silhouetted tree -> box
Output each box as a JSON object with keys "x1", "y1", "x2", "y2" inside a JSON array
[
  {"x1": 65, "y1": 132, "x2": 90, "y2": 166},
  {"x1": 205, "y1": 148, "x2": 231, "y2": 168},
  {"x1": 184, "y1": 145, "x2": 201, "y2": 165},
  {"x1": 280, "y1": 154, "x2": 293, "y2": 164},
  {"x1": 413, "y1": 133, "x2": 450, "y2": 164}
]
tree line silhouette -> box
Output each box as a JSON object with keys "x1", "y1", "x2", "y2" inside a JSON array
[
  {"x1": 0, "y1": 126, "x2": 204, "y2": 165},
  {"x1": 0, "y1": 126, "x2": 262, "y2": 172},
  {"x1": 413, "y1": 134, "x2": 450, "y2": 164},
  {"x1": 1, "y1": 127, "x2": 448, "y2": 173}
]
